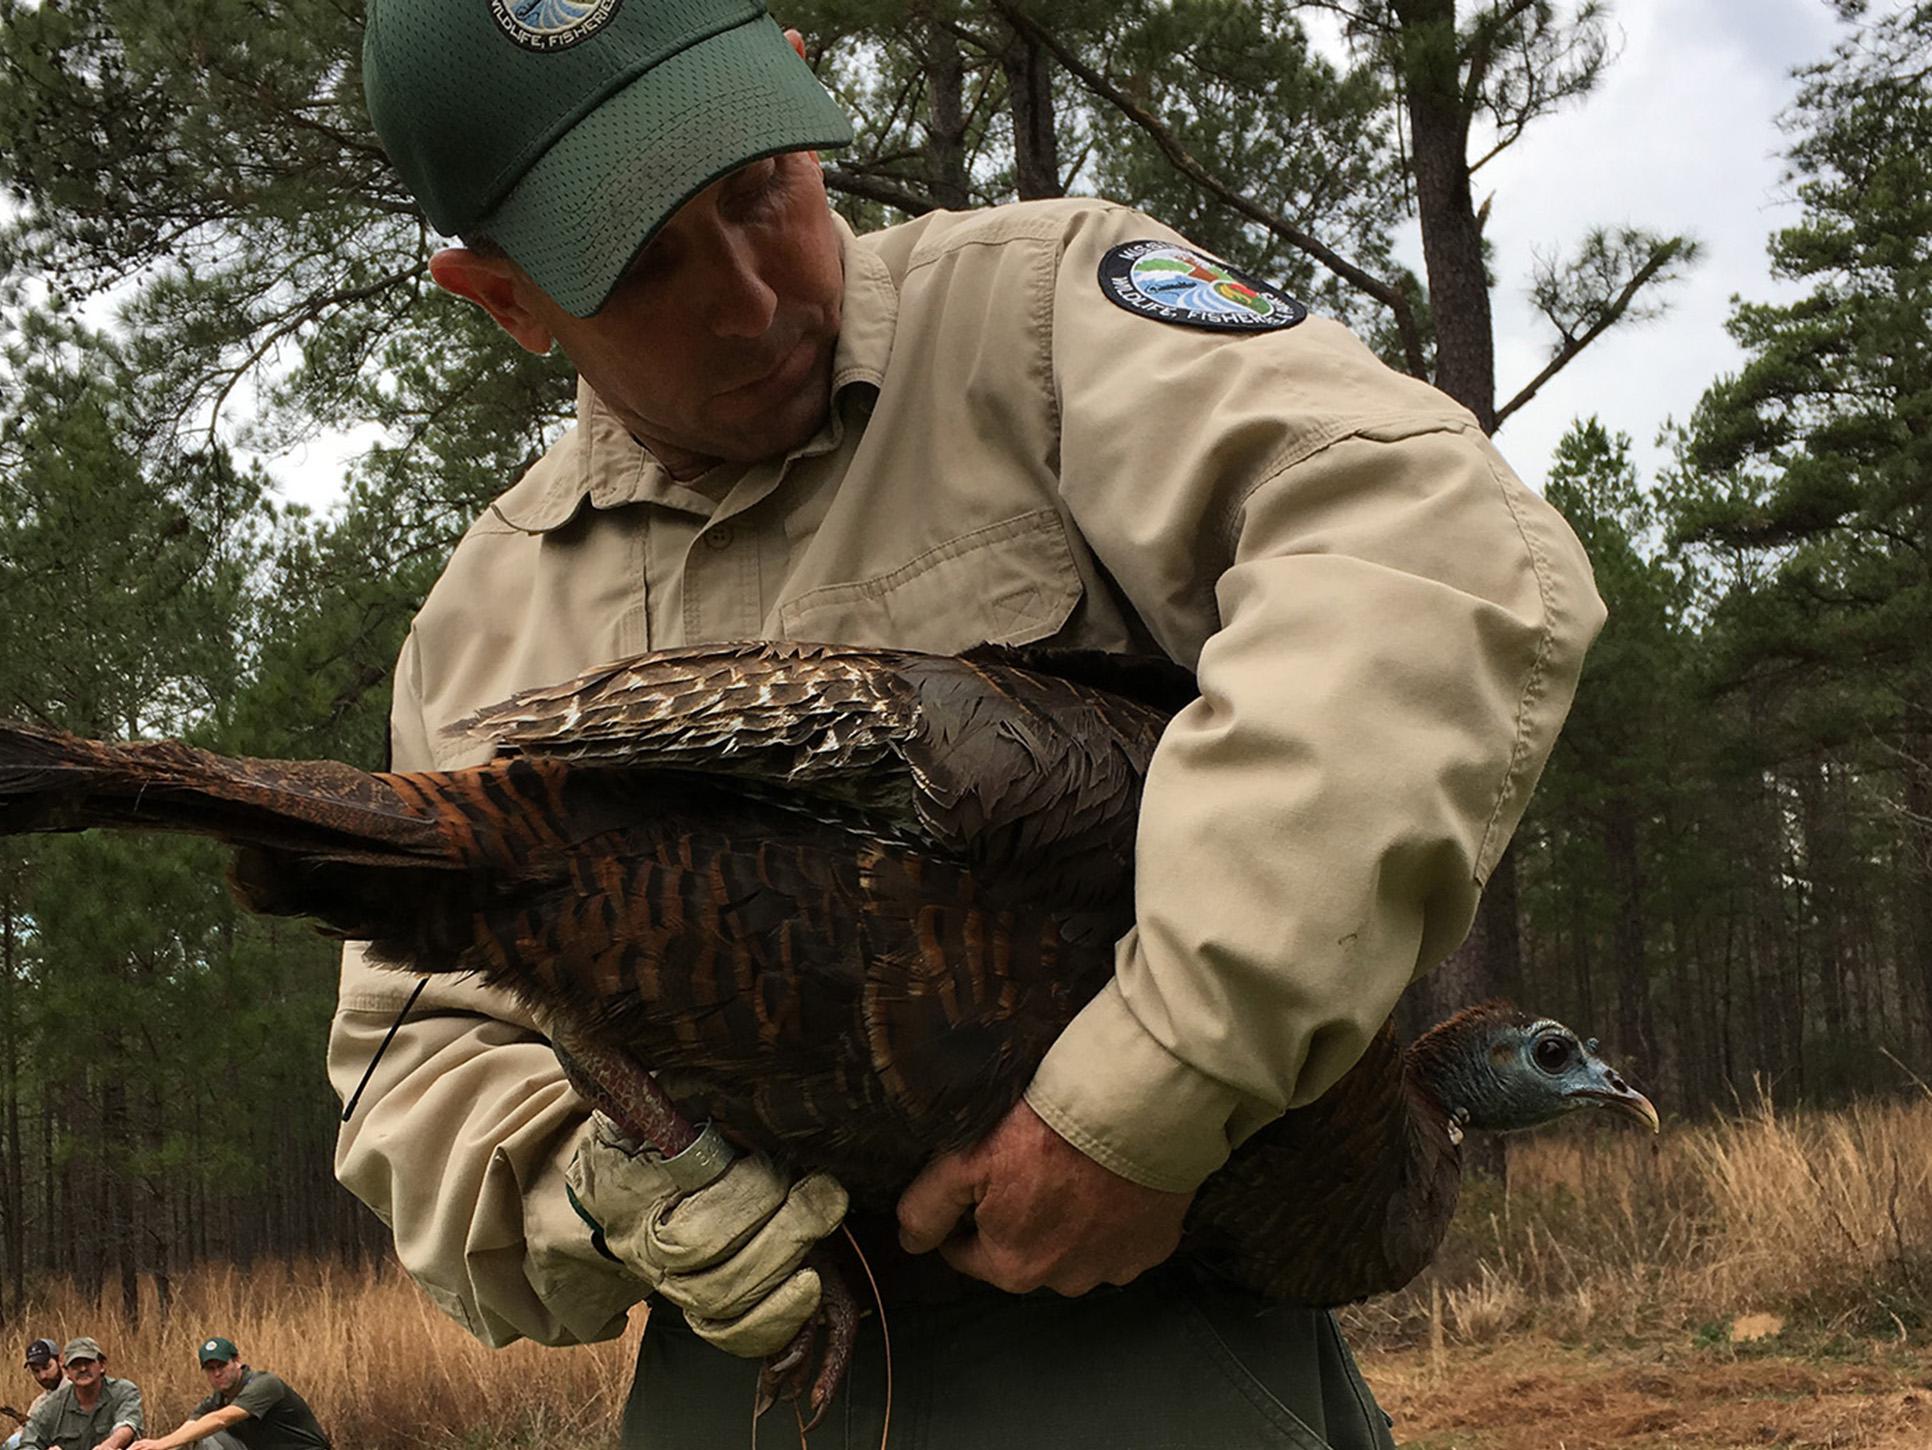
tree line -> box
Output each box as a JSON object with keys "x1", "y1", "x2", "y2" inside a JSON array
[{"x1": 0, "y1": 0, "x2": 1924, "y2": 1318}]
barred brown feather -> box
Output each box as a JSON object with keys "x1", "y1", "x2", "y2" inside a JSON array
[{"x1": 0, "y1": 643, "x2": 1526, "y2": 1305}]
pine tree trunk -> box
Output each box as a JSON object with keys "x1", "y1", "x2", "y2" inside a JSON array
[
  {"x1": 925, "y1": 14, "x2": 971, "y2": 210},
  {"x1": 1605, "y1": 811, "x2": 1652, "y2": 1064},
  {"x1": 144, "y1": 1065, "x2": 170, "y2": 1312},
  {"x1": 1391, "y1": 0, "x2": 1496, "y2": 432},
  {"x1": 1904, "y1": 741, "x2": 1932, "y2": 1047},
  {"x1": 1002, "y1": 26, "x2": 1061, "y2": 199},
  {"x1": 1389, "y1": 0, "x2": 1514, "y2": 1027},
  {"x1": 101, "y1": 1067, "x2": 139, "y2": 1320},
  {"x1": 43, "y1": 1097, "x2": 60, "y2": 1278},
  {"x1": 0, "y1": 889, "x2": 20, "y2": 1318}
]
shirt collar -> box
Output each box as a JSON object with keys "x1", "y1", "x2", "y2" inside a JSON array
[{"x1": 513, "y1": 211, "x2": 898, "y2": 533}]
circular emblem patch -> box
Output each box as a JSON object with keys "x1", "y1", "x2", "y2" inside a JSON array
[
  {"x1": 490, "y1": 0, "x2": 623, "y2": 52},
  {"x1": 1098, "y1": 241, "x2": 1307, "y2": 332}
]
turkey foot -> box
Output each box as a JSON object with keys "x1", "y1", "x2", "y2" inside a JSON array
[
  {"x1": 755, "y1": 1244, "x2": 859, "y2": 1429},
  {"x1": 552, "y1": 1031, "x2": 859, "y2": 1426}
]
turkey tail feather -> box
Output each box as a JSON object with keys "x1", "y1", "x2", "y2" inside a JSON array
[{"x1": 0, "y1": 720, "x2": 451, "y2": 870}]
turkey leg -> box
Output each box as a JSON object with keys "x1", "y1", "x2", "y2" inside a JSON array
[{"x1": 551, "y1": 1030, "x2": 857, "y2": 1428}]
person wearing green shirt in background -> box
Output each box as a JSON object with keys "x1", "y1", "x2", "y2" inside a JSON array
[
  {"x1": 125, "y1": 1342, "x2": 327, "y2": 1450},
  {"x1": 17, "y1": 1338, "x2": 141, "y2": 1450}
]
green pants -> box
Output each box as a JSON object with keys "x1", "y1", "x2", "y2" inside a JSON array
[{"x1": 623, "y1": 1265, "x2": 1399, "y2": 1449}]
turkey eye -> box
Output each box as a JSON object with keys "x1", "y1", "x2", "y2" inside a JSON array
[{"x1": 1532, "y1": 1037, "x2": 1574, "y2": 1073}]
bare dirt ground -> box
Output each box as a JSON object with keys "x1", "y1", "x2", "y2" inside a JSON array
[{"x1": 1359, "y1": 1337, "x2": 1932, "y2": 1449}]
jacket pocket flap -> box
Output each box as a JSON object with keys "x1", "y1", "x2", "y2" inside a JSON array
[{"x1": 778, "y1": 508, "x2": 1082, "y2": 653}]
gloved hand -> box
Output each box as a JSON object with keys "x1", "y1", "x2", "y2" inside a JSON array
[{"x1": 565, "y1": 1112, "x2": 848, "y2": 1357}]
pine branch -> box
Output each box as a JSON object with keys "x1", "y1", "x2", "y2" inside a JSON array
[
  {"x1": 821, "y1": 166, "x2": 938, "y2": 217},
  {"x1": 1498, "y1": 236, "x2": 1693, "y2": 429},
  {"x1": 995, "y1": 1, "x2": 1427, "y2": 376},
  {"x1": 200, "y1": 262, "x2": 428, "y2": 449}
]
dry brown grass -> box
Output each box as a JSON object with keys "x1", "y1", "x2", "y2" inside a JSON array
[
  {"x1": 10, "y1": 1094, "x2": 1931, "y2": 1447},
  {"x1": 1359, "y1": 1338, "x2": 1932, "y2": 1449},
  {"x1": 3, "y1": 1259, "x2": 642, "y2": 1448},
  {"x1": 1343, "y1": 1089, "x2": 1932, "y2": 1355},
  {"x1": 1342, "y1": 1091, "x2": 1932, "y2": 1447}
]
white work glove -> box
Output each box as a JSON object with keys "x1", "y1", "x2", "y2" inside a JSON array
[{"x1": 565, "y1": 1112, "x2": 848, "y2": 1357}]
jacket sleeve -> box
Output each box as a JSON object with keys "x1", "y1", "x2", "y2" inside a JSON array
[
  {"x1": 1024, "y1": 207, "x2": 1606, "y2": 1192},
  {"x1": 328, "y1": 626, "x2": 646, "y2": 1346},
  {"x1": 109, "y1": 1382, "x2": 142, "y2": 1435}
]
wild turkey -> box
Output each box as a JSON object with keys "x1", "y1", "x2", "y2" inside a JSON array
[{"x1": 0, "y1": 642, "x2": 1657, "y2": 1416}]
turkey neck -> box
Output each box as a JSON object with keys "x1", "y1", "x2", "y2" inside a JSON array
[{"x1": 1400, "y1": 1001, "x2": 1532, "y2": 1133}]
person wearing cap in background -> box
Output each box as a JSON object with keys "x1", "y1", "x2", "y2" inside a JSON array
[
  {"x1": 336, "y1": 1, "x2": 1603, "y2": 1445},
  {"x1": 16, "y1": 1337, "x2": 141, "y2": 1450},
  {"x1": 2, "y1": 1341, "x2": 64, "y2": 1450},
  {"x1": 125, "y1": 1338, "x2": 328, "y2": 1450}
]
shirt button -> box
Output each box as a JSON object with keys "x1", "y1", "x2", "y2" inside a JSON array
[{"x1": 704, "y1": 526, "x2": 734, "y2": 550}]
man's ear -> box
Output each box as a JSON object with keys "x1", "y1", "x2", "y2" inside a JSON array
[{"x1": 428, "y1": 248, "x2": 555, "y2": 355}]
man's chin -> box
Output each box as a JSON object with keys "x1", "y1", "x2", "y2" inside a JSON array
[{"x1": 706, "y1": 388, "x2": 834, "y2": 465}]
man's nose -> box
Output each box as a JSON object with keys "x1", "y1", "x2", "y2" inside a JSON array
[{"x1": 698, "y1": 229, "x2": 779, "y2": 338}]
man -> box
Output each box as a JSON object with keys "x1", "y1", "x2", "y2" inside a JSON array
[
  {"x1": 336, "y1": 1, "x2": 1604, "y2": 1445},
  {"x1": 126, "y1": 1339, "x2": 328, "y2": 1450},
  {"x1": 3, "y1": 1341, "x2": 63, "y2": 1450},
  {"x1": 17, "y1": 1338, "x2": 140, "y2": 1450}
]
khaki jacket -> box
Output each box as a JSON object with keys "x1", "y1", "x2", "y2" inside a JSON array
[{"x1": 330, "y1": 198, "x2": 1605, "y2": 1347}]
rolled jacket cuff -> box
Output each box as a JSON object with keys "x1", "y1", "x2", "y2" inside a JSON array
[
  {"x1": 517, "y1": 1129, "x2": 651, "y2": 1344},
  {"x1": 1024, "y1": 978, "x2": 1247, "y2": 1193}
]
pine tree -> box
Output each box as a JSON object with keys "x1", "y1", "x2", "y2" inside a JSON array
[
  {"x1": 1674, "y1": 0, "x2": 1932, "y2": 1039},
  {"x1": 1522, "y1": 420, "x2": 1695, "y2": 1100}
]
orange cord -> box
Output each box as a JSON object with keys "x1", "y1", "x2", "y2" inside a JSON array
[
  {"x1": 757, "y1": 1224, "x2": 894, "y2": 1450},
  {"x1": 841, "y1": 1223, "x2": 894, "y2": 1450}
]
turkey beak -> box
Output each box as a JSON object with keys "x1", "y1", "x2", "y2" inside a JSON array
[{"x1": 1575, "y1": 1061, "x2": 1660, "y2": 1133}]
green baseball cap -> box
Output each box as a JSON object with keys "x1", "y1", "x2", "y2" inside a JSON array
[
  {"x1": 61, "y1": 1337, "x2": 103, "y2": 1363},
  {"x1": 363, "y1": 0, "x2": 854, "y2": 317},
  {"x1": 197, "y1": 1336, "x2": 239, "y2": 1365}
]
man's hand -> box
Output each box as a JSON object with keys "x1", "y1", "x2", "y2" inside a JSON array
[
  {"x1": 567, "y1": 1113, "x2": 848, "y2": 1358},
  {"x1": 897, "y1": 1099, "x2": 1192, "y2": 1294}
]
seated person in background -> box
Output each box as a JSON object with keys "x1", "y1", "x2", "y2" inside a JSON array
[
  {"x1": 127, "y1": 1339, "x2": 328, "y2": 1450},
  {"x1": 18, "y1": 1338, "x2": 141, "y2": 1450},
  {"x1": 3, "y1": 1340, "x2": 64, "y2": 1450}
]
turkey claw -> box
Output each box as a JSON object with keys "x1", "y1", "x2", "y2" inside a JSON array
[{"x1": 756, "y1": 1246, "x2": 858, "y2": 1431}]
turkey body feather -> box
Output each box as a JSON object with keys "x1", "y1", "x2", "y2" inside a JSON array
[{"x1": 0, "y1": 642, "x2": 1645, "y2": 1309}]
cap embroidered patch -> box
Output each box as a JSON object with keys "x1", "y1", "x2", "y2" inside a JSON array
[
  {"x1": 1098, "y1": 241, "x2": 1306, "y2": 332},
  {"x1": 489, "y1": 0, "x2": 624, "y2": 53}
]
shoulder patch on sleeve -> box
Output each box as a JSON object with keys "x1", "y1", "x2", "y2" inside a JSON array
[{"x1": 1098, "y1": 241, "x2": 1307, "y2": 332}]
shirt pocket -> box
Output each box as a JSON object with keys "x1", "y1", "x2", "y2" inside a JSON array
[{"x1": 775, "y1": 508, "x2": 1082, "y2": 654}]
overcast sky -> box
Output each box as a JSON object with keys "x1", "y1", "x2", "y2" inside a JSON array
[
  {"x1": 268, "y1": 0, "x2": 1855, "y2": 511},
  {"x1": 1448, "y1": 0, "x2": 1849, "y2": 488}
]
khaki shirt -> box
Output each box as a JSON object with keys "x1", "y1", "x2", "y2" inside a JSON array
[
  {"x1": 330, "y1": 197, "x2": 1604, "y2": 1347},
  {"x1": 19, "y1": 1377, "x2": 142, "y2": 1450}
]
